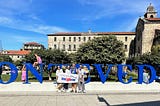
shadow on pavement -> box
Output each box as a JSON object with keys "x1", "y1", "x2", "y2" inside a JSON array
[
  {"x1": 97, "y1": 95, "x2": 160, "y2": 106},
  {"x1": 113, "y1": 100, "x2": 160, "y2": 106},
  {"x1": 97, "y1": 95, "x2": 110, "y2": 106}
]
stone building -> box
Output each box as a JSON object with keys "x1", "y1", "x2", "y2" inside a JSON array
[
  {"x1": 23, "y1": 42, "x2": 45, "y2": 51},
  {"x1": 2, "y1": 50, "x2": 30, "y2": 62},
  {"x1": 135, "y1": 4, "x2": 160, "y2": 55},
  {"x1": 48, "y1": 31, "x2": 135, "y2": 57}
]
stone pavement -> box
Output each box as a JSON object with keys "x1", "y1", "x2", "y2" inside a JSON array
[
  {"x1": 0, "y1": 82, "x2": 160, "y2": 106},
  {"x1": 0, "y1": 91, "x2": 160, "y2": 106},
  {"x1": 0, "y1": 82, "x2": 160, "y2": 92}
]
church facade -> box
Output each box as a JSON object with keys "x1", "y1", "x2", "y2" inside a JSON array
[{"x1": 135, "y1": 4, "x2": 160, "y2": 55}]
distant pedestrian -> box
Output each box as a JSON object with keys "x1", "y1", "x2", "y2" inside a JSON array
[
  {"x1": 143, "y1": 69, "x2": 149, "y2": 84},
  {"x1": 21, "y1": 65, "x2": 26, "y2": 82},
  {"x1": 123, "y1": 66, "x2": 128, "y2": 82},
  {"x1": 83, "y1": 66, "x2": 89, "y2": 79}
]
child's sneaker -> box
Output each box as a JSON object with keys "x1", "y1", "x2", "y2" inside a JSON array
[
  {"x1": 57, "y1": 90, "x2": 61, "y2": 92},
  {"x1": 70, "y1": 90, "x2": 74, "y2": 93},
  {"x1": 82, "y1": 90, "x2": 86, "y2": 93}
]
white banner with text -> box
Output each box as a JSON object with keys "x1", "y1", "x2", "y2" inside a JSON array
[{"x1": 57, "y1": 73, "x2": 78, "y2": 83}]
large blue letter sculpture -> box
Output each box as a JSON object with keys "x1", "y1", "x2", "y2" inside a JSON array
[
  {"x1": 23, "y1": 63, "x2": 43, "y2": 84},
  {"x1": 0, "y1": 62, "x2": 18, "y2": 84},
  {"x1": 136, "y1": 65, "x2": 156, "y2": 84},
  {"x1": 117, "y1": 64, "x2": 133, "y2": 84},
  {"x1": 94, "y1": 64, "x2": 113, "y2": 83}
]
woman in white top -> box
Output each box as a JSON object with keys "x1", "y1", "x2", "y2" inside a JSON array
[
  {"x1": 65, "y1": 66, "x2": 71, "y2": 74},
  {"x1": 56, "y1": 66, "x2": 63, "y2": 92}
]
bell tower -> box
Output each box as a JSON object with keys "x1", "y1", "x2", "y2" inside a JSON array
[
  {"x1": 135, "y1": 3, "x2": 160, "y2": 55},
  {"x1": 144, "y1": 3, "x2": 157, "y2": 18}
]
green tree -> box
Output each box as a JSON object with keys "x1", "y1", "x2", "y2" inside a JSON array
[
  {"x1": 126, "y1": 53, "x2": 151, "y2": 69},
  {"x1": 126, "y1": 52, "x2": 160, "y2": 70},
  {"x1": 24, "y1": 49, "x2": 70, "y2": 64},
  {"x1": 151, "y1": 45, "x2": 160, "y2": 55},
  {"x1": 24, "y1": 49, "x2": 71, "y2": 80},
  {"x1": 14, "y1": 60, "x2": 23, "y2": 66},
  {"x1": 68, "y1": 53, "x2": 77, "y2": 63},
  {"x1": 0, "y1": 55, "x2": 13, "y2": 62},
  {"x1": 44, "y1": 49, "x2": 70, "y2": 64},
  {"x1": 75, "y1": 36, "x2": 126, "y2": 64}
]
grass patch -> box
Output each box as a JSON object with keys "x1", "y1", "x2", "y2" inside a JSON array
[
  {"x1": 1, "y1": 71, "x2": 138, "y2": 82},
  {"x1": 1, "y1": 71, "x2": 56, "y2": 82}
]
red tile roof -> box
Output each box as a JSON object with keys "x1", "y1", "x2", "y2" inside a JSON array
[
  {"x1": 6, "y1": 50, "x2": 30, "y2": 55},
  {"x1": 48, "y1": 32, "x2": 135, "y2": 36},
  {"x1": 48, "y1": 32, "x2": 81, "y2": 36},
  {"x1": 56, "y1": 32, "x2": 81, "y2": 34},
  {"x1": 97, "y1": 32, "x2": 135, "y2": 35},
  {"x1": 24, "y1": 42, "x2": 42, "y2": 45},
  {"x1": 145, "y1": 18, "x2": 160, "y2": 21}
]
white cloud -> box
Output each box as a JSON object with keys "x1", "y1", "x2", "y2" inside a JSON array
[
  {"x1": 0, "y1": 16, "x2": 70, "y2": 34},
  {"x1": 11, "y1": 36, "x2": 35, "y2": 43},
  {"x1": 77, "y1": 0, "x2": 159, "y2": 21},
  {"x1": 2, "y1": 34, "x2": 47, "y2": 50},
  {"x1": 117, "y1": 18, "x2": 139, "y2": 32},
  {"x1": 0, "y1": 17, "x2": 12, "y2": 24},
  {"x1": 11, "y1": 35, "x2": 45, "y2": 44},
  {"x1": 76, "y1": 0, "x2": 159, "y2": 31},
  {"x1": 32, "y1": 25, "x2": 70, "y2": 34},
  {"x1": 24, "y1": 24, "x2": 70, "y2": 34},
  {"x1": 126, "y1": 18, "x2": 139, "y2": 31},
  {"x1": 0, "y1": 0, "x2": 70, "y2": 34},
  {"x1": 0, "y1": 0, "x2": 30, "y2": 13}
]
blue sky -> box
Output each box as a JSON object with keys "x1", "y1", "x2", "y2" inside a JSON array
[{"x1": 0, "y1": 0, "x2": 159, "y2": 50}]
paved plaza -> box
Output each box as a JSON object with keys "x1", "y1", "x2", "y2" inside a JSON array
[
  {"x1": 0, "y1": 82, "x2": 160, "y2": 106},
  {"x1": 0, "y1": 92, "x2": 160, "y2": 106}
]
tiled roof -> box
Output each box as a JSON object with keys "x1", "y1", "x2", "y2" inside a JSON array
[
  {"x1": 96, "y1": 32, "x2": 135, "y2": 35},
  {"x1": 24, "y1": 42, "x2": 42, "y2": 45},
  {"x1": 6, "y1": 50, "x2": 30, "y2": 55},
  {"x1": 56, "y1": 32, "x2": 81, "y2": 34},
  {"x1": 145, "y1": 18, "x2": 160, "y2": 21},
  {"x1": 48, "y1": 32, "x2": 81, "y2": 36},
  {"x1": 48, "y1": 32, "x2": 135, "y2": 36}
]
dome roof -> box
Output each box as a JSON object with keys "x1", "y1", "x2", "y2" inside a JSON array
[{"x1": 147, "y1": 3, "x2": 155, "y2": 12}]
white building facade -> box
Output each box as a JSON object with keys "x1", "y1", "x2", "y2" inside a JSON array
[
  {"x1": 48, "y1": 32, "x2": 135, "y2": 57},
  {"x1": 2, "y1": 50, "x2": 30, "y2": 62}
]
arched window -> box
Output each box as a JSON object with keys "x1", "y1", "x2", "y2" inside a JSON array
[
  {"x1": 63, "y1": 45, "x2": 65, "y2": 51},
  {"x1": 73, "y1": 45, "x2": 76, "y2": 51},
  {"x1": 150, "y1": 15, "x2": 154, "y2": 18},
  {"x1": 54, "y1": 44, "x2": 57, "y2": 49},
  {"x1": 68, "y1": 45, "x2": 71, "y2": 51}
]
